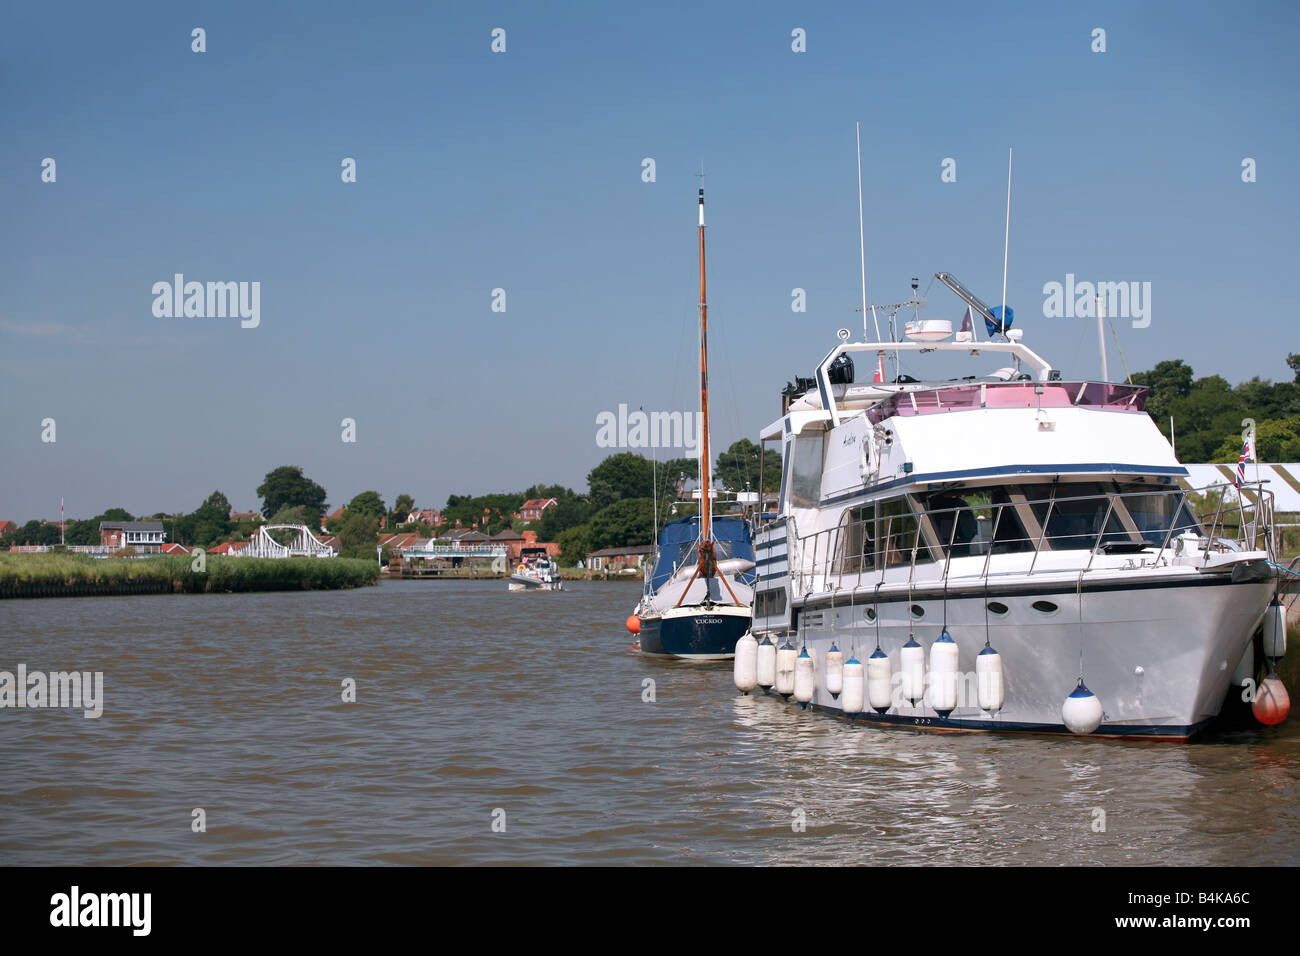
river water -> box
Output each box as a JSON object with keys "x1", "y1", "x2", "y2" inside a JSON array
[{"x1": 2, "y1": 579, "x2": 1298, "y2": 865}]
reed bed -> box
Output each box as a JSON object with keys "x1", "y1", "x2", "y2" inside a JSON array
[{"x1": 0, "y1": 553, "x2": 379, "y2": 598}]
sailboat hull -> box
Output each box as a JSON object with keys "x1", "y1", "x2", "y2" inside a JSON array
[{"x1": 639, "y1": 605, "x2": 751, "y2": 660}]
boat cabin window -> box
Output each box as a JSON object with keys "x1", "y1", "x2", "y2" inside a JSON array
[
  {"x1": 918, "y1": 489, "x2": 1032, "y2": 555},
  {"x1": 1116, "y1": 489, "x2": 1200, "y2": 544},
  {"x1": 877, "y1": 498, "x2": 934, "y2": 566},
  {"x1": 919, "y1": 481, "x2": 1202, "y2": 554},
  {"x1": 787, "y1": 433, "x2": 825, "y2": 510},
  {"x1": 832, "y1": 505, "x2": 874, "y2": 574},
  {"x1": 755, "y1": 588, "x2": 787, "y2": 617}
]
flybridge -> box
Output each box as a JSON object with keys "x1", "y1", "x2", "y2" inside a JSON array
[
  {"x1": 813, "y1": 337, "x2": 1057, "y2": 426},
  {"x1": 809, "y1": 270, "x2": 1066, "y2": 426},
  {"x1": 863, "y1": 380, "x2": 1148, "y2": 424}
]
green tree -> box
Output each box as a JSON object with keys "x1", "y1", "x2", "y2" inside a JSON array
[
  {"x1": 257, "y1": 466, "x2": 327, "y2": 522},
  {"x1": 11, "y1": 519, "x2": 59, "y2": 546},
  {"x1": 713, "y1": 439, "x2": 781, "y2": 493},
  {"x1": 392, "y1": 493, "x2": 415, "y2": 518},
  {"x1": 556, "y1": 524, "x2": 592, "y2": 566},
  {"x1": 336, "y1": 510, "x2": 381, "y2": 559},
  {"x1": 522, "y1": 483, "x2": 574, "y2": 501},
  {"x1": 182, "y1": 490, "x2": 234, "y2": 548},
  {"x1": 655, "y1": 457, "x2": 699, "y2": 499},
  {"x1": 267, "y1": 505, "x2": 316, "y2": 545},
  {"x1": 1210, "y1": 417, "x2": 1300, "y2": 463},
  {"x1": 588, "y1": 497, "x2": 655, "y2": 551},
  {"x1": 440, "y1": 492, "x2": 523, "y2": 534},
  {"x1": 1131, "y1": 359, "x2": 1194, "y2": 426},
  {"x1": 536, "y1": 497, "x2": 595, "y2": 541},
  {"x1": 347, "y1": 490, "x2": 387, "y2": 519},
  {"x1": 64, "y1": 518, "x2": 100, "y2": 546},
  {"x1": 587, "y1": 453, "x2": 654, "y2": 510}
]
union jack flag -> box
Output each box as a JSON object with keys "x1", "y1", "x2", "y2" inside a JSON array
[{"x1": 1234, "y1": 439, "x2": 1253, "y2": 489}]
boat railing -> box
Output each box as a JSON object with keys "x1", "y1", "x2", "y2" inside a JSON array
[{"x1": 792, "y1": 481, "x2": 1275, "y2": 596}]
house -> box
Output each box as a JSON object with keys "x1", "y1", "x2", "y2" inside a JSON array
[
  {"x1": 0, "y1": 521, "x2": 16, "y2": 537},
  {"x1": 585, "y1": 545, "x2": 656, "y2": 573},
  {"x1": 207, "y1": 541, "x2": 249, "y2": 555},
  {"x1": 230, "y1": 510, "x2": 263, "y2": 523},
  {"x1": 490, "y1": 529, "x2": 557, "y2": 561},
  {"x1": 489, "y1": 528, "x2": 525, "y2": 556},
  {"x1": 517, "y1": 498, "x2": 558, "y2": 523},
  {"x1": 99, "y1": 520, "x2": 166, "y2": 554},
  {"x1": 160, "y1": 542, "x2": 191, "y2": 555},
  {"x1": 378, "y1": 532, "x2": 421, "y2": 551},
  {"x1": 321, "y1": 506, "x2": 347, "y2": 533},
  {"x1": 405, "y1": 509, "x2": 441, "y2": 526},
  {"x1": 449, "y1": 529, "x2": 491, "y2": 546}
]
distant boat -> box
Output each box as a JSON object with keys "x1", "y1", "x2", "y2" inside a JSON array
[
  {"x1": 509, "y1": 551, "x2": 564, "y2": 591},
  {"x1": 628, "y1": 187, "x2": 755, "y2": 659}
]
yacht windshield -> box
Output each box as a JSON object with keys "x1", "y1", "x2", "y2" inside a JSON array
[{"x1": 918, "y1": 481, "x2": 1200, "y2": 554}]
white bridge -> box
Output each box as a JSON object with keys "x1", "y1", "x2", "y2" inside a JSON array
[{"x1": 235, "y1": 524, "x2": 338, "y2": 558}]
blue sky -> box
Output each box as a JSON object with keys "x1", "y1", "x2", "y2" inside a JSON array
[{"x1": 2, "y1": 1, "x2": 1297, "y2": 520}]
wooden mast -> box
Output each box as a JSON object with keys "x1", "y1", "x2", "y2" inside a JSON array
[
  {"x1": 697, "y1": 186, "x2": 712, "y2": 551},
  {"x1": 676, "y1": 185, "x2": 737, "y2": 606}
]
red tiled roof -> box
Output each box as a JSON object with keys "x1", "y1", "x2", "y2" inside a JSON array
[{"x1": 208, "y1": 541, "x2": 250, "y2": 555}]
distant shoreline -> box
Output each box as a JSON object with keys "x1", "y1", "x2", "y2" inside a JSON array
[{"x1": 0, "y1": 553, "x2": 378, "y2": 600}]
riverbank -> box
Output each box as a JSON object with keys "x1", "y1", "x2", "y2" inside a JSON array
[
  {"x1": 389, "y1": 567, "x2": 639, "y2": 582},
  {"x1": 0, "y1": 553, "x2": 378, "y2": 598}
]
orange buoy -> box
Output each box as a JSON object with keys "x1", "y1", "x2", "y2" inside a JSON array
[
  {"x1": 1253, "y1": 676, "x2": 1291, "y2": 726},
  {"x1": 625, "y1": 615, "x2": 641, "y2": 635}
]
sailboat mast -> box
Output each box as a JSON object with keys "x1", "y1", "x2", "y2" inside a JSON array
[{"x1": 697, "y1": 186, "x2": 712, "y2": 546}]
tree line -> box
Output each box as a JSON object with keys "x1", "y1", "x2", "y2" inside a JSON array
[
  {"x1": 2, "y1": 441, "x2": 782, "y2": 564},
  {"x1": 1131, "y1": 354, "x2": 1300, "y2": 461}
]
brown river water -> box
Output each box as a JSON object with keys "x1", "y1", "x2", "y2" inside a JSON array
[{"x1": 2, "y1": 579, "x2": 1298, "y2": 865}]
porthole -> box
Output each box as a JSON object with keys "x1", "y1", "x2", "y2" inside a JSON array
[
  {"x1": 987, "y1": 601, "x2": 1009, "y2": 615},
  {"x1": 865, "y1": 608, "x2": 876, "y2": 621},
  {"x1": 1031, "y1": 600, "x2": 1059, "y2": 614},
  {"x1": 910, "y1": 604, "x2": 925, "y2": 619}
]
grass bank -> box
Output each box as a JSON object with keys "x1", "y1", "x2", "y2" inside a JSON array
[{"x1": 0, "y1": 553, "x2": 379, "y2": 599}]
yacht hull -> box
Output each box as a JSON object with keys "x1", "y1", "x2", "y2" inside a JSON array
[
  {"x1": 639, "y1": 605, "x2": 752, "y2": 660},
  {"x1": 768, "y1": 574, "x2": 1273, "y2": 739}
]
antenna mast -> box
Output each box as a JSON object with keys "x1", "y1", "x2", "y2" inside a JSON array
[
  {"x1": 856, "y1": 122, "x2": 878, "y2": 342},
  {"x1": 1001, "y1": 146, "x2": 1012, "y2": 331}
]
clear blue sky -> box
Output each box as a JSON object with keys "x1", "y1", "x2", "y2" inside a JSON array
[{"x1": 2, "y1": 1, "x2": 1297, "y2": 520}]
